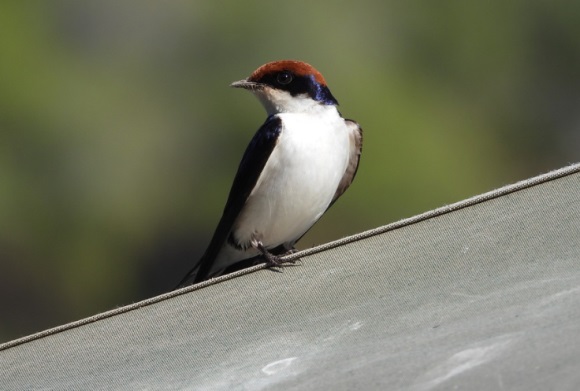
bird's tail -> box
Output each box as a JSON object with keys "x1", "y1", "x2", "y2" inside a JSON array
[
  {"x1": 174, "y1": 244, "x2": 295, "y2": 290},
  {"x1": 173, "y1": 263, "x2": 202, "y2": 290}
]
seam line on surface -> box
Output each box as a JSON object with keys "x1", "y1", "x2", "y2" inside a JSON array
[{"x1": 1, "y1": 162, "x2": 578, "y2": 352}]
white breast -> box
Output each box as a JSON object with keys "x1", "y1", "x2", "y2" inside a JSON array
[{"x1": 233, "y1": 106, "x2": 351, "y2": 249}]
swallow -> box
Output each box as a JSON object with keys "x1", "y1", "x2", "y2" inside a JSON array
[{"x1": 176, "y1": 60, "x2": 362, "y2": 287}]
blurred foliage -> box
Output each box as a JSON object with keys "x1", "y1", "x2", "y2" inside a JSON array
[{"x1": 1, "y1": 0, "x2": 579, "y2": 342}]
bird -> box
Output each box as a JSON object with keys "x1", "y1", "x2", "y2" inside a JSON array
[{"x1": 176, "y1": 60, "x2": 362, "y2": 288}]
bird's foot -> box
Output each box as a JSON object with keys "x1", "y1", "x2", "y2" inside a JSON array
[
  {"x1": 255, "y1": 241, "x2": 284, "y2": 267},
  {"x1": 252, "y1": 241, "x2": 298, "y2": 268},
  {"x1": 281, "y1": 247, "x2": 301, "y2": 265}
]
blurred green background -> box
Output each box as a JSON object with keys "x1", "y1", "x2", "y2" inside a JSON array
[{"x1": 1, "y1": 1, "x2": 579, "y2": 343}]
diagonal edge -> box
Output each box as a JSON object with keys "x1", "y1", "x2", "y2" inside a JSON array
[
  {"x1": 1, "y1": 162, "x2": 579, "y2": 352},
  {"x1": 294, "y1": 162, "x2": 580, "y2": 257}
]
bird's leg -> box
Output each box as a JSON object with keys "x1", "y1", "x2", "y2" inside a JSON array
[
  {"x1": 250, "y1": 240, "x2": 302, "y2": 270},
  {"x1": 252, "y1": 240, "x2": 284, "y2": 267}
]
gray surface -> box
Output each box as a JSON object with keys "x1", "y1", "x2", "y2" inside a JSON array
[{"x1": 2, "y1": 165, "x2": 580, "y2": 390}]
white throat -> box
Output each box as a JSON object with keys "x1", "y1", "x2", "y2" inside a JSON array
[{"x1": 253, "y1": 87, "x2": 331, "y2": 116}]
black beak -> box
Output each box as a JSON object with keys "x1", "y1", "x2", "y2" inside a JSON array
[{"x1": 230, "y1": 79, "x2": 263, "y2": 90}]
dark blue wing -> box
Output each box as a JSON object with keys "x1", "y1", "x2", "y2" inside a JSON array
[{"x1": 177, "y1": 116, "x2": 282, "y2": 286}]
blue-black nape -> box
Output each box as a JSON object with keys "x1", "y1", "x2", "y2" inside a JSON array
[{"x1": 308, "y1": 75, "x2": 339, "y2": 106}]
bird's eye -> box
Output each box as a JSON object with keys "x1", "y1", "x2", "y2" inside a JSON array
[{"x1": 276, "y1": 72, "x2": 293, "y2": 85}]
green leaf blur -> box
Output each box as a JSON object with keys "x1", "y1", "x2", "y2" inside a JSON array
[{"x1": 1, "y1": 1, "x2": 579, "y2": 342}]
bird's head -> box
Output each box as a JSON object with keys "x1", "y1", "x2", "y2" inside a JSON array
[{"x1": 231, "y1": 60, "x2": 338, "y2": 115}]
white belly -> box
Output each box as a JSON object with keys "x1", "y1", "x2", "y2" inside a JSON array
[{"x1": 232, "y1": 111, "x2": 351, "y2": 249}]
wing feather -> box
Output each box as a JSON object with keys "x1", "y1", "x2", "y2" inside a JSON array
[
  {"x1": 176, "y1": 116, "x2": 282, "y2": 286},
  {"x1": 329, "y1": 119, "x2": 363, "y2": 208}
]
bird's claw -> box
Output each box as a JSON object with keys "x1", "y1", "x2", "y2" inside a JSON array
[{"x1": 254, "y1": 242, "x2": 299, "y2": 269}]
